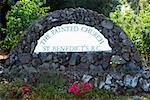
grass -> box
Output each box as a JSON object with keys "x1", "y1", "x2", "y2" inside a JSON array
[{"x1": 31, "y1": 83, "x2": 118, "y2": 100}]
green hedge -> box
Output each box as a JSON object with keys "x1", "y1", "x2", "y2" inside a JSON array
[
  {"x1": 110, "y1": 0, "x2": 150, "y2": 61},
  {"x1": 0, "y1": 0, "x2": 48, "y2": 51}
]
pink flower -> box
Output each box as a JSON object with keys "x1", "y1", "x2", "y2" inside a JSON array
[
  {"x1": 68, "y1": 81, "x2": 78, "y2": 93},
  {"x1": 29, "y1": 84, "x2": 32, "y2": 88},
  {"x1": 68, "y1": 81, "x2": 92, "y2": 94},
  {"x1": 84, "y1": 82, "x2": 92, "y2": 89},
  {"x1": 24, "y1": 93, "x2": 29, "y2": 98},
  {"x1": 74, "y1": 89, "x2": 80, "y2": 94}
]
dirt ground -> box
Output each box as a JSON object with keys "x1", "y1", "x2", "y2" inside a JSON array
[{"x1": 0, "y1": 55, "x2": 8, "y2": 60}]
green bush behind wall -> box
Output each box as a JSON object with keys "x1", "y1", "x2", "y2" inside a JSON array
[{"x1": 0, "y1": 0, "x2": 48, "y2": 51}]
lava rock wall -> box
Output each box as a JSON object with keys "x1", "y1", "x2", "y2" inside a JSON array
[{"x1": 3, "y1": 8, "x2": 150, "y2": 92}]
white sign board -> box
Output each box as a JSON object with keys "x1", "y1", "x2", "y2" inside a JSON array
[{"x1": 34, "y1": 24, "x2": 112, "y2": 53}]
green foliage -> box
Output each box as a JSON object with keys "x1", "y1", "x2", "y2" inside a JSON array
[
  {"x1": 0, "y1": 0, "x2": 48, "y2": 51},
  {"x1": 110, "y1": 0, "x2": 150, "y2": 58},
  {"x1": 139, "y1": 0, "x2": 150, "y2": 56}
]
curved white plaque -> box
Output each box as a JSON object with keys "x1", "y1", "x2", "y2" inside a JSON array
[{"x1": 34, "y1": 24, "x2": 112, "y2": 53}]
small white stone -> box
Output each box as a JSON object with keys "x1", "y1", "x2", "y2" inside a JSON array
[
  {"x1": 143, "y1": 80, "x2": 150, "y2": 92},
  {"x1": 82, "y1": 74, "x2": 92, "y2": 82},
  {"x1": 24, "y1": 78, "x2": 27, "y2": 83},
  {"x1": 104, "y1": 85, "x2": 111, "y2": 90},
  {"x1": 99, "y1": 81, "x2": 105, "y2": 89},
  {"x1": 116, "y1": 80, "x2": 124, "y2": 86},
  {"x1": 0, "y1": 65, "x2": 4, "y2": 74},
  {"x1": 131, "y1": 76, "x2": 139, "y2": 88},
  {"x1": 105, "y1": 74, "x2": 112, "y2": 84},
  {"x1": 124, "y1": 75, "x2": 133, "y2": 87},
  {"x1": 0, "y1": 70, "x2": 3, "y2": 74}
]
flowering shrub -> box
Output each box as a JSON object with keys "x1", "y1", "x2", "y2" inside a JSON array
[
  {"x1": 8, "y1": 84, "x2": 33, "y2": 99},
  {"x1": 68, "y1": 81, "x2": 92, "y2": 94},
  {"x1": 0, "y1": 80, "x2": 38, "y2": 100}
]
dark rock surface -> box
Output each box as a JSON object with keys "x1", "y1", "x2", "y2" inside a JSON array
[{"x1": 69, "y1": 53, "x2": 78, "y2": 66}]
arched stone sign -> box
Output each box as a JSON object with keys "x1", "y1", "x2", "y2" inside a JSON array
[{"x1": 3, "y1": 8, "x2": 150, "y2": 92}]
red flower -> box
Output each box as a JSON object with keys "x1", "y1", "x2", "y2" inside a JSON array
[{"x1": 21, "y1": 86, "x2": 30, "y2": 91}]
